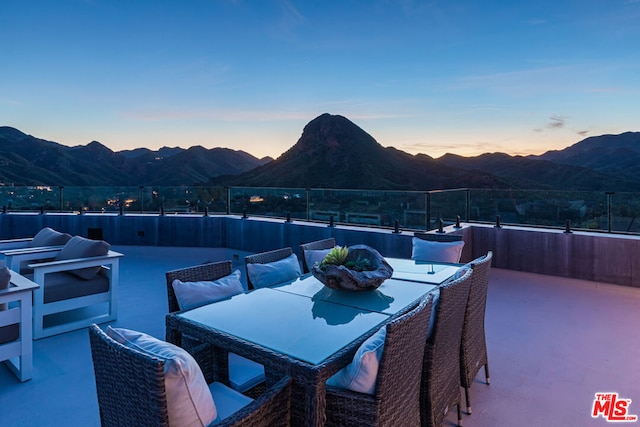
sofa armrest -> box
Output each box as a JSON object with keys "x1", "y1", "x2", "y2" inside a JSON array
[
  {"x1": 3, "y1": 246, "x2": 65, "y2": 272},
  {"x1": 28, "y1": 250, "x2": 124, "y2": 275},
  {"x1": 0, "y1": 238, "x2": 32, "y2": 252}
]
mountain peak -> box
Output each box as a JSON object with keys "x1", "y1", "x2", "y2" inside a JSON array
[{"x1": 291, "y1": 113, "x2": 383, "y2": 156}]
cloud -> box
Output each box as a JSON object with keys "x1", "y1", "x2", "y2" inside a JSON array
[
  {"x1": 268, "y1": 0, "x2": 307, "y2": 42},
  {"x1": 576, "y1": 130, "x2": 589, "y2": 136},
  {"x1": 548, "y1": 116, "x2": 565, "y2": 129}
]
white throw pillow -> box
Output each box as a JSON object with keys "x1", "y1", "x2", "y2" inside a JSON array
[
  {"x1": 326, "y1": 325, "x2": 387, "y2": 395},
  {"x1": 246, "y1": 253, "x2": 302, "y2": 289},
  {"x1": 411, "y1": 237, "x2": 465, "y2": 263},
  {"x1": 106, "y1": 327, "x2": 217, "y2": 427},
  {"x1": 304, "y1": 248, "x2": 333, "y2": 270},
  {"x1": 172, "y1": 270, "x2": 244, "y2": 310}
]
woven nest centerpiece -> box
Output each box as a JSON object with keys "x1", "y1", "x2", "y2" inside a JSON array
[{"x1": 311, "y1": 244, "x2": 393, "y2": 291}]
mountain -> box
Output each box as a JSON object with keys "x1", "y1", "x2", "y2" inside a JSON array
[
  {"x1": 0, "y1": 127, "x2": 268, "y2": 186},
  {"x1": 438, "y1": 152, "x2": 640, "y2": 192},
  {"x1": 213, "y1": 113, "x2": 508, "y2": 190},
  {"x1": 2, "y1": 121, "x2": 638, "y2": 192},
  {"x1": 536, "y1": 131, "x2": 640, "y2": 183}
]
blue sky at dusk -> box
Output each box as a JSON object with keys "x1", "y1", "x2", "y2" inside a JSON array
[{"x1": 1, "y1": 0, "x2": 638, "y2": 159}]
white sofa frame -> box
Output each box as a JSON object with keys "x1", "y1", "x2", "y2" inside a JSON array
[
  {"x1": 2, "y1": 246, "x2": 66, "y2": 272},
  {"x1": 28, "y1": 250, "x2": 123, "y2": 339},
  {"x1": 0, "y1": 273, "x2": 39, "y2": 381}
]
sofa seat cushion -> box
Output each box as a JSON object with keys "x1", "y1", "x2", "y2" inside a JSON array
[
  {"x1": 0, "y1": 323, "x2": 19, "y2": 345},
  {"x1": 26, "y1": 270, "x2": 110, "y2": 303}
]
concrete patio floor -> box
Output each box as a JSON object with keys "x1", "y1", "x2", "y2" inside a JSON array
[{"x1": 1, "y1": 245, "x2": 639, "y2": 426}]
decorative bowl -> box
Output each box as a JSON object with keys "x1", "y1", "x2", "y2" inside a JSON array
[{"x1": 311, "y1": 244, "x2": 393, "y2": 291}]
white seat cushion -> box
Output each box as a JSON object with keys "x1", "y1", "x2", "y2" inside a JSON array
[
  {"x1": 411, "y1": 237, "x2": 464, "y2": 263},
  {"x1": 106, "y1": 327, "x2": 217, "y2": 427},
  {"x1": 326, "y1": 325, "x2": 387, "y2": 395},
  {"x1": 246, "y1": 253, "x2": 302, "y2": 289},
  {"x1": 228, "y1": 352, "x2": 266, "y2": 392},
  {"x1": 172, "y1": 270, "x2": 244, "y2": 310},
  {"x1": 208, "y1": 381, "x2": 254, "y2": 425}
]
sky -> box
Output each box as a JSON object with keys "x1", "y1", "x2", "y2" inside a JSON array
[{"x1": 1, "y1": 0, "x2": 639, "y2": 160}]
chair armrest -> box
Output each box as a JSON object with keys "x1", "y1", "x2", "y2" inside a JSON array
[
  {"x1": 0, "y1": 238, "x2": 32, "y2": 252},
  {"x1": 1, "y1": 246, "x2": 64, "y2": 257},
  {"x1": 28, "y1": 251, "x2": 124, "y2": 275},
  {"x1": 3, "y1": 246, "x2": 65, "y2": 272}
]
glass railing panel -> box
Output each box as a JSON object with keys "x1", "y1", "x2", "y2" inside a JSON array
[
  {"x1": 4, "y1": 185, "x2": 640, "y2": 236},
  {"x1": 427, "y1": 189, "x2": 468, "y2": 229},
  {"x1": 468, "y1": 189, "x2": 609, "y2": 230},
  {"x1": 60, "y1": 186, "x2": 139, "y2": 213},
  {"x1": 308, "y1": 188, "x2": 427, "y2": 229},
  {"x1": 149, "y1": 186, "x2": 227, "y2": 214},
  {"x1": 0, "y1": 185, "x2": 63, "y2": 212},
  {"x1": 609, "y1": 192, "x2": 640, "y2": 233},
  {"x1": 228, "y1": 187, "x2": 307, "y2": 219}
]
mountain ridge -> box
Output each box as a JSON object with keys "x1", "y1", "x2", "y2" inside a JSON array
[{"x1": 1, "y1": 120, "x2": 638, "y2": 191}]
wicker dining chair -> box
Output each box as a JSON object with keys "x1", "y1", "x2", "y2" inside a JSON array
[
  {"x1": 244, "y1": 247, "x2": 294, "y2": 289},
  {"x1": 299, "y1": 238, "x2": 336, "y2": 273},
  {"x1": 420, "y1": 268, "x2": 473, "y2": 427},
  {"x1": 89, "y1": 325, "x2": 292, "y2": 427},
  {"x1": 165, "y1": 261, "x2": 265, "y2": 394},
  {"x1": 459, "y1": 251, "x2": 493, "y2": 414},
  {"x1": 324, "y1": 295, "x2": 434, "y2": 427}
]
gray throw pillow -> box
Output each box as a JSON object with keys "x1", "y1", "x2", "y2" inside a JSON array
[
  {"x1": 30, "y1": 227, "x2": 72, "y2": 247},
  {"x1": 55, "y1": 236, "x2": 110, "y2": 280}
]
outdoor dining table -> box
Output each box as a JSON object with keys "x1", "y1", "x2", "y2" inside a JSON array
[
  {"x1": 166, "y1": 261, "x2": 460, "y2": 426},
  {"x1": 387, "y1": 257, "x2": 462, "y2": 284}
]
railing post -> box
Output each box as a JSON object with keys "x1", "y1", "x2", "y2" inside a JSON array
[
  {"x1": 59, "y1": 186, "x2": 64, "y2": 212},
  {"x1": 465, "y1": 189, "x2": 471, "y2": 222},
  {"x1": 306, "y1": 188, "x2": 310, "y2": 221},
  {"x1": 426, "y1": 192, "x2": 431, "y2": 231},
  {"x1": 564, "y1": 219, "x2": 572, "y2": 234},
  {"x1": 225, "y1": 187, "x2": 231, "y2": 215},
  {"x1": 139, "y1": 186, "x2": 144, "y2": 213},
  {"x1": 606, "y1": 191, "x2": 614, "y2": 233}
]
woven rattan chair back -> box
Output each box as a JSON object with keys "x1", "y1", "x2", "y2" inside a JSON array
[
  {"x1": 420, "y1": 268, "x2": 472, "y2": 427},
  {"x1": 90, "y1": 324, "x2": 293, "y2": 427},
  {"x1": 165, "y1": 260, "x2": 233, "y2": 313},
  {"x1": 244, "y1": 247, "x2": 293, "y2": 289},
  {"x1": 324, "y1": 295, "x2": 434, "y2": 426},
  {"x1": 299, "y1": 238, "x2": 336, "y2": 273},
  {"x1": 89, "y1": 324, "x2": 171, "y2": 427},
  {"x1": 164, "y1": 260, "x2": 234, "y2": 383},
  {"x1": 460, "y1": 251, "x2": 493, "y2": 414},
  {"x1": 413, "y1": 232, "x2": 463, "y2": 242}
]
